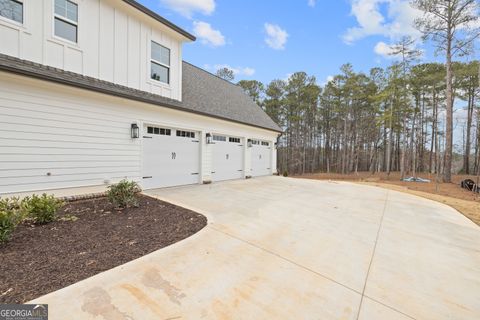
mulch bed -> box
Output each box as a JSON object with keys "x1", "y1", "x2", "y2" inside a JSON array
[{"x1": 0, "y1": 195, "x2": 207, "y2": 303}]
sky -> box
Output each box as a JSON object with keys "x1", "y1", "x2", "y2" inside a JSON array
[{"x1": 135, "y1": 0, "x2": 460, "y2": 85}]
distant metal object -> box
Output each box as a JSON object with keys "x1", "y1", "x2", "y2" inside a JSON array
[
  {"x1": 460, "y1": 179, "x2": 480, "y2": 193},
  {"x1": 402, "y1": 177, "x2": 431, "y2": 183}
]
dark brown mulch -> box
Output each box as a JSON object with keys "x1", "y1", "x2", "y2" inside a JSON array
[{"x1": 0, "y1": 195, "x2": 207, "y2": 303}]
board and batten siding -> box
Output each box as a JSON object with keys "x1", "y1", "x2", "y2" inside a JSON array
[
  {"x1": 0, "y1": 72, "x2": 278, "y2": 194},
  {"x1": 0, "y1": 0, "x2": 185, "y2": 101}
]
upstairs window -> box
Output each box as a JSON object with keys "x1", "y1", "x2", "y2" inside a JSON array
[
  {"x1": 151, "y1": 41, "x2": 170, "y2": 84},
  {"x1": 54, "y1": 0, "x2": 78, "y2": 43},
  {"x1": 0, "y1": 0, "x2": 23, "y2": 23}
]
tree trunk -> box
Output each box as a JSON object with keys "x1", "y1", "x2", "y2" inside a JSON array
[
  {"x1": 444, "y1": 38, "x2": 453, "y2": 182},
  {"x1": 464, "y1": 88, "x2": 474, "y2": 174}
]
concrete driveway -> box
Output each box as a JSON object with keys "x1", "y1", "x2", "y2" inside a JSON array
[{"x1": 32, "y1": 177, "x2": 480, "y2": 319}]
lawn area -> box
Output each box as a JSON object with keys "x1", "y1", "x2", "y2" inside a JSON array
[
  {"x1": 298, "y1": 172, "x2": 480, "y2": 226},
  {"x1": 0, "y1": 195, "x2": 207, "y2": 303}
]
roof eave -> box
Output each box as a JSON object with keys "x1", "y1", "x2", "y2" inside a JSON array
[
  {"x1": 0, "y1": 60, "x2": 281, "y2": 133},
  {"x1": 122, "y1": 0, "x2": 196, "y2": 41}
]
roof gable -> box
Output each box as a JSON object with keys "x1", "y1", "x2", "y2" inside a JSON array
[{"x1": 182, "y1": 62, "x2": 282, "y2": 132}]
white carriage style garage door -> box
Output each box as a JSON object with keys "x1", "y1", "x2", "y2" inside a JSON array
[
  {"x1": 251, "y1": 140, "x2": 272, "y2": 177},
  {"x1": 211, "y1": 135, "x2": 244, "y2": 181},
  {"x1": 142, "y1": 125, "x2": 200, "y2": 189}
]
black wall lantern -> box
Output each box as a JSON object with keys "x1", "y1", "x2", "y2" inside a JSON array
[
  {"x1": 131, "y1": 123, "x2": 139, "y2": 139},
  {"x1": 206, "y1": 133, "x2": 213, "y2": 144},
  {"x1": 247, "y1": 139, "x2": 253, "y2": 148}
]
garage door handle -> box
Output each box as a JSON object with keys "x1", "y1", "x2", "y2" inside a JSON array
[
  {"x1": 191, "y1": 173, "x2": 199, "y2": 175},
  {"x1": 142, "y1": 176, "x2": 152, "y2": 179},
  {"x1": 211, "y1": 171, "x2": 216, "y2": 173},
  {"x1": 238, "y1": 170, "x2": 243, "y2": 172},
  {"x1": 192, "y1": 140, "x2": 199, "y2": 143},
  {"x1": 143, "y1": 136, "x2": 152, "y2": 139}
]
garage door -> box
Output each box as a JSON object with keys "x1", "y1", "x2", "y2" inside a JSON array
[
  {"x1": 251, "y1": 140, "x2": 272, "y2": 177},
  {"x1": 212, "y1": 135, "x2": 244, "y2": 181},
  {"x1": 142, "y1": 125, "x2": 200, "y2": 189}
]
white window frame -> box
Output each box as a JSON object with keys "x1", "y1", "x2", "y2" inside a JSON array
[
  {"x1": 0, "y1": 0, "x2": 24, "y2": 26},
  {"x1": 53, "y1": 0, "x2": 78, "y2": 44},
  {"x1": 150, "y1": 40, "x2": 170, "y2": 85}
]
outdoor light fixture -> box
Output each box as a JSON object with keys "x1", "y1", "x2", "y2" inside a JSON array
[
  {"x1": 206, "y1": 133, "x2": 213, "y2": 144},
  {"x1": 131, "y1": 123, "x2": 139, "y2": 139},
  {"x1": 247, "y1": 139, "x2": 253, "y2": 148}
]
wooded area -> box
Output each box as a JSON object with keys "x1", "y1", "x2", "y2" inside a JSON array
[
  {"x1": 229, "y1": 0, "x2": 480, "y2": 181},
  {"x1": 237, "y1": 61, "x2": 479, "y2": 178}
]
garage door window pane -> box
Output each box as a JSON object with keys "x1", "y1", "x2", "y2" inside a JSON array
[
  {"x1": 213, "y1": 135, "x2": 226, "y2": 142},
  {"x1": 176, "y1": 130, "x2": 195, "y2": 138},
  {"x1": 0, "y1": 0, "x2": 23, "y2": 23}
]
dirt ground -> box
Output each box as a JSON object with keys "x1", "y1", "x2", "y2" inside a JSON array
[
  {"x1": 0, "y1": 195, "x2": 207, "y2": 303},
  {"x1": 298, "y1": 172, "x2": 480, "y2": 226}
]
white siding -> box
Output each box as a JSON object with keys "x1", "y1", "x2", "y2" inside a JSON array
[
  {"x1": 0, "y1": 72, "x2": 278, "y2": 194},
  {"x1": 0, "y1": 0, "x2": 186, "y2": 101}
]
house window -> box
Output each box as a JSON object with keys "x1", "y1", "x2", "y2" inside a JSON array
[
  {"x1": 176, "y1": 130, "x2": 195, "y2": 138},
  {"x1": 151, "y1": 41, "x2": 170, "y2": 84},
  {"x1": 147, "y1": 126, "x2": 171, "y2": 136},
  {"x1": 0, "y1": 0, "x2": 23, "y2": 23},
  {"x1": 229, "y1": 137, "x2": 240, "y2": 143},
  {"x1": 54, "y1": 0, "x2": 78, "y2": 43},
  {"x1": 213, "y1": 135, "x2": 226, "y2": 142}
]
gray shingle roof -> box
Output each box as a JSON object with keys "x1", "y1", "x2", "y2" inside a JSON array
[
  {"x1": 0, "y1": 54, "x2": 281, "y2": 133},
  {"x1": 182, "y1": 61, "x2": 282, "y2": 132}
]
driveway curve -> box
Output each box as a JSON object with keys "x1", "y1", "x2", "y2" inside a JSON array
[{"x1": 32, "y1": 177, "x2": 480, "y2": 319}]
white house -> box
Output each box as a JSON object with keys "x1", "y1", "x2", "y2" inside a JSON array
[{"x1": 0, "y1": 0, "x2": 281, "y2": 194}]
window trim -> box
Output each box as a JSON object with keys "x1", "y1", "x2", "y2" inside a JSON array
[
  {"x1": 0, "y1": 0, "x2": 24, "y2": 26},
  {"x1": 53, "y1": 0, "x2": 78, "y2": 44},
  {"x1": 150, "y1": 40, "x2": 170, "y2": 85}
]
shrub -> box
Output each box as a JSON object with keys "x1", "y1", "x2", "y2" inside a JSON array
[
  {"x1": 0, "y1": 197, "x2": 26, "y2": 243},
  {"x1": 283, "y1": 170, "x2": 289, "y2": 177},
  {"x1": 106, "y1": 180, "x2": 141, "y2": 209},
  {"x1": 25, "y1": 194, "x2": 64, "y2": 224}
]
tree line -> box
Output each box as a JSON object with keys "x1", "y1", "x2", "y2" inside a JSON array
[
  {"x1": 217, "y1": 0, "x2": 480, "y2": 181},
  {"x1": 237, "y1": 60, "x2": 478, "y2": 179}
]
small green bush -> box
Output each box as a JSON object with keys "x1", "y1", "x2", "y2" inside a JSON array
[
  {"x1": 25, "y1": 194, "x2": 64, "y2": 224},
  {"x1": 0, "y1": 197, "x2": 26, "y2": 243},
  {"x1": 283, "y1": 170, "x2": 289, "y2": 177},
  {"x1": 106, "y1": 180, "x2": 141, "y2": 209}
]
